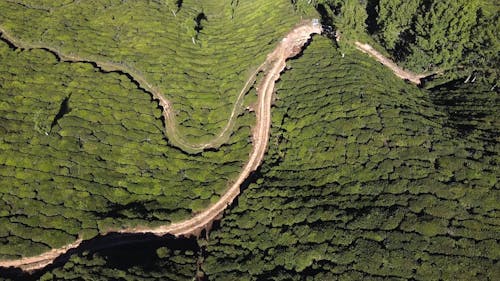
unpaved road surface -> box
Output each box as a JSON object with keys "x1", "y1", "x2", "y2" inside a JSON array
[
  {"x1": 355, "y1": 42, "x2": 428, "y2": 84},
  {"x1": 0, "y1": 20, "x2": 322, "y2": 271}
]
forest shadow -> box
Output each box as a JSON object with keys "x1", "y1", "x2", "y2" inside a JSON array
[
  {"x1": 0, "y1": 233, "x2": 198, "y2": 281},
  {"x1": 428, "y1": 80, "x2": 499, "y2": 139}
]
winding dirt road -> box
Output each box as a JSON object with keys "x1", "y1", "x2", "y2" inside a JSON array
[
  {"x1": 118, "y1": 21, "x2": 324, "y2": 237},
  {"x1": 0, "y1": 20, "x2": 322, "y2": 271},
  {"x1": 0, "y1": 21, "x2": 436, "y2": 272}
]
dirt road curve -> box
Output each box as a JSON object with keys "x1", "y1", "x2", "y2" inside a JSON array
[
  {"x1": 355, "y1": 42, "x2": 427, "y2": 85},
  {"x1": 118, "y1": 21, "x2": 323, "y2": 236},
  {"x1": 0, "y1": 20, "x2": 322, "y2": 271}
]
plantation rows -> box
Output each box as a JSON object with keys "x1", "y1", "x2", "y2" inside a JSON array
[
  {"x1": 14, "y1": 36, "x2": 498, "y2": 281},
  {"x1": 202, "y1": 38, "x2": 499, "y2": 280},
  {"x1": 1, "y1": 1, "x2": 498, "y2": 279},
  {"x1": 1, "y1": 26, "x2": 497, "y2": 281},
  {"x1": 0, "y1": 0, "x2": 301, "y2": 143},
  {"x1": 0, "y1": 39, "x2": 252, "y2": 258}
]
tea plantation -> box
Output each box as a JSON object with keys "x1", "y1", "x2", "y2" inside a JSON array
[
  {"x1": 0, "y1": 0, "x2": 498, "y2": 280},
  {"x1": 0, "y1": 38, "x2": 253, "y2": 258},
  {"x1": 0, "y1": 0, "x2": 301, "y2": 149},
  {"x1": 202, "y1": 37, "x2": 499, "y2": 280},
  {"x1": 0, "y1": 0, "x2": 302, "y2": 259}
]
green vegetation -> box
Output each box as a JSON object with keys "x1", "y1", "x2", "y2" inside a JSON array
[
  {"x1": 308, "y1": 0, "x2": 499, "y2": 85},
  {"x1": 1, "y1": 236, "x2": 200, "y2": 281},
  {"x1": 0, "y1": 0, "x2": 301, "y2": 143},
  {"x1": 202, "y1": 37, "x2": 499, "y2": 280},
  {"x1": 0, "y1": 0, "x2": 306, "y2": 259},
  {"x1": 0, "y1": 38, "x2": 254, "y2": 258},
  {"x1": 1, "y1": 0, "x2": 499, "y2": 280},
  {"x1": 430, "y1": 82, "x2": 499, "y2": 142},
  {"x1": 375, "y1": 0, "x2": 498, "y2": 84}
]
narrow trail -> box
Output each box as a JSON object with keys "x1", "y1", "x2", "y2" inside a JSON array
[
  {"x1": 0, "y1": 20, "x2": 323, "y2": 271},
  {"x1": 0, "y1": 26, "x2": 257, "y2": 154},
  {"x1": 355, "y1": 42, "x2": 430, "y2": 85}
]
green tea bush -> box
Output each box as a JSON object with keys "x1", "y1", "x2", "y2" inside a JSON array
[{"x1": 203, "y1": 37, "x2": 499, "y2": 280}]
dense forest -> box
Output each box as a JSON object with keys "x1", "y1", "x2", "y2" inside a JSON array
[
  {"x1": 0, "y1": 0, "x2": 498, "y2": 280},
  {"x1": 300, "y1": 0, "x2": 499, "y2": 86}
]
